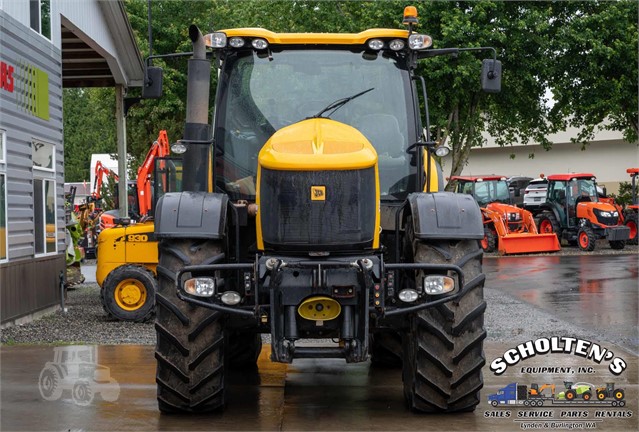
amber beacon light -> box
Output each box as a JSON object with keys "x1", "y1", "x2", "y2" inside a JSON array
[{"x1": 403, "y1": 6, "x2": 418, "y2": 25}]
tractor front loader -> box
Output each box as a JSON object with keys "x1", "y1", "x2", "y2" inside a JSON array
[
  {"x1": 145, "y1": 5, "x2": 502, "y2": 413},
  {"x1": 452, "y1": 176, "x2": 560, "y2": 254}
]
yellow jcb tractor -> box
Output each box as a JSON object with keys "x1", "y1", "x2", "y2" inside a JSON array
[{"x1": 144, "y1": 6, "x2": 502, "y2": 413}]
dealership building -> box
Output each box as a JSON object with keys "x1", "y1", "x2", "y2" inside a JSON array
[{"x1": 0, "y1": 0, "x2": 143, "y2": 326}]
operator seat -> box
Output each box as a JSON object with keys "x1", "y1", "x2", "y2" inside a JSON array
[{"x1": 354, "y1": 114, "x2": 406, "y2": 194}]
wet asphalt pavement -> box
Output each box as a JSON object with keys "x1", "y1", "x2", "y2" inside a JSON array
[
  {"x1": 484, "y1": 254, "x2": 639, "y2": 355},
  {"x1": 1, "y1": 253, "x2": 637, "y2": 431}
]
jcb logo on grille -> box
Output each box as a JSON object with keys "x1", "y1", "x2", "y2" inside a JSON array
[{"x1": 311, "y1": 186, "x2": 326, "y2": 201}]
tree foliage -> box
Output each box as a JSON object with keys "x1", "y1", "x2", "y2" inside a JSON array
[{"x1": 62, "y1": 1, "x2": 638, "y2": 185}]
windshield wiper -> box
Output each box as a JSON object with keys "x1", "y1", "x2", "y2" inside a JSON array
[{"x1": 309, "y1": 87, "x2": 375, "y2": 119}]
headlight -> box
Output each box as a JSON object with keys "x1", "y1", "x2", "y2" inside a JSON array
[
  {"x1": 171, "y1": 140, "x2": 187, "y2": 154},
  {"x1": 367, "y1": 39, "x2": 384, "y2": 50},
  {"x1": 229, "y1": 37, "x2": 245, "y2": 48},
  {"x1": 251, "y1": 38, "x2": 268, "y2": 50},
  {"x1": 203, "y1": 32, "x2": 227, "y2": 48},
  {"x1": 423, "y1": 275, "x2": 455, "y2": 295},
  {"x1": 221, "y1": 291, "x2": 242, "y2": 305},
  {"x1": 398, "y1": 289, "x2": 419, "y2": 303},
  {"x1": 408, "y1": 34, "x2": 433, "y2": 50},
  {"x1": 599, "y1": 211, "x2": 612, "y2": 218},
  {"x1": 184, "y1": 277, "x2": 216, "y2": 297},
  {"x1": 508, "y1": 212, "x2": 521, "y2": 221},
  {"x1": 388, "y1": 39, "x2": 405, "y2": 51}
]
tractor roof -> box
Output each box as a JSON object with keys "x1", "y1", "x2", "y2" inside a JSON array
[
  {"x1": 627, "y1": 168, "x2": 639, "y2": 176},
  {"x1": 547, "y1": 173, "x2": 595, "y2": 181},
  {"x1": 450, "y1": 175, "x2": 506, "y2": 182},
  {"x1": 220, "y1": 28, "x2": 409, "y2": 45}
]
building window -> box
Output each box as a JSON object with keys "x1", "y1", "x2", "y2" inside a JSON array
[
  {"x1": 30, "y1": 0, "x2": 51, "y2": 40},
  {"x1": 32, "y1": 140, "x2": 55, "y2": 171},
  {"x1": 0, "y1": 130, "x2": 5, "y2": 164},
  {"x1": 34, "y1": 178, "x2": 56, "y2": 255},
  {"x1": 0, "y1": 173, "x2": 7, "y2": 261}
]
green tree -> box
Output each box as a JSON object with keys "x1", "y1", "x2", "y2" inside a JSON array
[
  {"x1": 547, "y1": 0, "x2": 638, "y2": 145},
  {"x1": 64, "y1": 1, "x2": 637, "y2": 189},
  {"x1": 63, "y1": 88, "x2": 116, "y2": 182}
]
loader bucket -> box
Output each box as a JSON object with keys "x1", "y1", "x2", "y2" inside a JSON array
[{"x1": 498, "y1": 233, "x2": 561, "y2": 255}]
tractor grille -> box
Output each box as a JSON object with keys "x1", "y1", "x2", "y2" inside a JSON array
[{"x1": 260, "y1": 168, "x2": 376, "y2": 251}]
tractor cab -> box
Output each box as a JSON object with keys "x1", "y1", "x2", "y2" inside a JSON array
[
  {"x1": 538, "y1": 173, "x2": 630, "y2": 251},
  {"x1": 453, "y1": 176, "x2": 511, "y2": 206}
]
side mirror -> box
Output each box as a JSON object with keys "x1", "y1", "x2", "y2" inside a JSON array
[
  {"x1": 142, "y1": 66, "x2": 163, "y2": 99},
  {"x1": 481, "y1": 59, "x2": 501, "y2": 93}
]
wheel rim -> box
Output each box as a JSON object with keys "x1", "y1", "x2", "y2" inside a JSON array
[
  {"x1": 540, "y1": 220, "x2": 553, "y2": 233},
  {"x1": 480, "y1": 235, "x2": 488, "y2": 250},
  {"x1": 598, "y1": 392, "x2": 605, "y2": 400},
  {"x1": 567, "y1": 391, "x2": 575, "y2": 400},
  {"x1": 579, "y1": 231, "x2": 589, "y2": 249},
  {"x1": 114, "y1": 279, "x2": 147, "y2": 311},
  {"x1": 615, "y1": 391, "x2": 623, "y2": 400},
  {"x1": 627, "y1": 221, "x2": 637, "y2": 240},
  {"x1": 583, "y1": 393, "x2": 591, "y2": 400},
  {"x1": 40, "y1": 371, "x2": 56, "y2": 397}
]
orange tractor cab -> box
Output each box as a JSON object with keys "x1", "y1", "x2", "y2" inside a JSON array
[
  {"x1": 451, "y1": 176, "x2": 560, "y2": 254},
  {"x1": 536, "y1": 173, "x2": 630, "y2": 251}
]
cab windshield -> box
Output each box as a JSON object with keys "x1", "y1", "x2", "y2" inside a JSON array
[
  {"x1": 568, "y1": 179, "x2": 598, "y2": 206},
  {"x1": 214, "y1": 49, "x2": 415, "y2": 200},
  {"x1": 473, "y1": 180, "x2": 510, "y2": 206}
]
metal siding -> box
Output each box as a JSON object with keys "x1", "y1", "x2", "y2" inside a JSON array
[
  {"x1": 0, "y1": 11, "x2": 64, "y2": 321},
  {"x1": 0, "y1": 255, "x2": 64, "y2": 324}
]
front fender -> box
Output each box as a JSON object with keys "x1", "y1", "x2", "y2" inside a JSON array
[
  {"x1": 407, "y1": 192, "x2": 483, "y2": 240},
  {"x1": 155, "y1": 192, "x2": 228, "y2": 239}
]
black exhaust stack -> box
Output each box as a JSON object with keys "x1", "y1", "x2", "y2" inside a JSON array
[{"x1": 183, "y1": 25, "x2": 212, "y2": 192}]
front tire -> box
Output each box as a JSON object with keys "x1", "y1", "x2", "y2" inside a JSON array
[
  {"x1": 480, "y1": 227, "x2": 497, "y2": 253},
  {"x1": 402, "y1": 219, "x2": 486, "y2": 412},
  {"x1": 101, "y1": 265, "x2": 156, "y2": 322},
  {"x1": 578, "y1": 227, "x2": 596, "y2": 251},
  {"x1": 538, "y1": 212, "x2": 560, "y2": 235},
  {"x1": 624, "y1": 212, "x2": 638, "y2": 245},
  {"x1": 155, "y1": 239, "x2": 226, "y2": 413}
]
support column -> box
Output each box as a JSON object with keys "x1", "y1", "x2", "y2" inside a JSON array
[{"x1": 115, "y1": 85, "x2": 128, "y2": 218}]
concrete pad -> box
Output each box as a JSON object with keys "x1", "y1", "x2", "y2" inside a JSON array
[{"x1": 1, "y1": 342, "x2": 636, "y2": 431}]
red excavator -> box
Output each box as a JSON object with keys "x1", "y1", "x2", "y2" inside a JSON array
[
  {"x1": 99, "y1": 130, "x2": 171, "y2": 229},
  {"x1": 451, "y1": 175, "x2": 560, "y2": 254}
]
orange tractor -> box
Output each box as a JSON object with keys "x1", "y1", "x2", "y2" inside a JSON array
[
  {"x1": 451, "y1": 176, "x2": 560, "y2": 254},
  {"x1": 599, "y1": 168, "x2": 638, "y2": 245},
  {"x1": 536, "y1": 173, "x2": 630, "y2": 251}
]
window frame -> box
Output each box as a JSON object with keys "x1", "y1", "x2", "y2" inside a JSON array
[
  {"x1": 29, "y1": 0, "x2": 51, "y2": 41},
  {"x1": 33, "y1": 177, "x2": 57, "y2": 256},
  {"x1": 32, "y1": 139, "x2": 56, "y2": 173},
  {"x1": 0, "y1": 130, "x2": 5, "y2": 164},
  {"x1": 0, "y1": 172, "x2": 7, "y2": 262}
]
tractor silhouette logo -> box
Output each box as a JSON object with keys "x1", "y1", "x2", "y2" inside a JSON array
[{"x1": 38, "y1": 346, "x2": 119, "y2": 406}]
